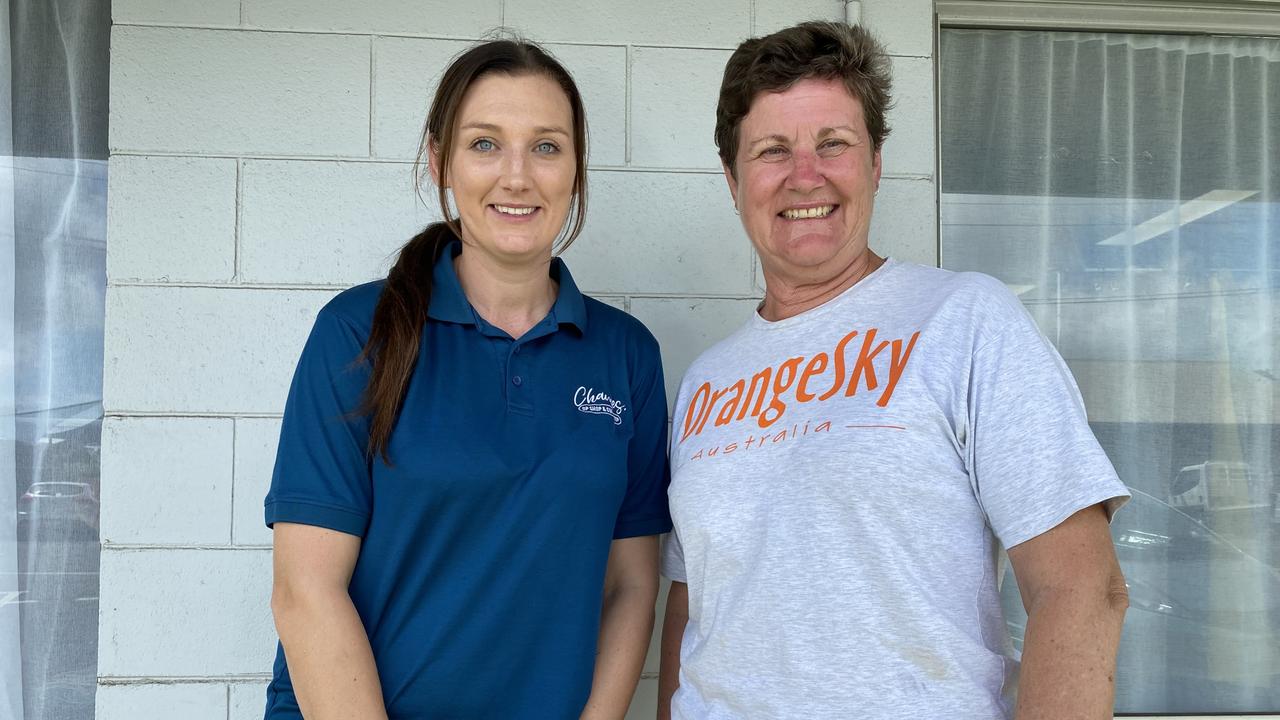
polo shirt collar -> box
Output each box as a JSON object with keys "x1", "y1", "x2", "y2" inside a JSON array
[{"x1": 428, "y1": 241, "x2": 588, "y2": 333}]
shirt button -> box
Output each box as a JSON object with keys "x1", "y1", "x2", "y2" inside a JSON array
[{"x1": 512, "y1": 375, "x2": 523, "y2": 386}]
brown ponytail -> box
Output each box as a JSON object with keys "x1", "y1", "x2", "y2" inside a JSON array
[
  {"x1": 356, "y1": 223, "x2": 454, "y2": 463},
  {"x1": 356, "y1": 37, "x2": 590, "y2": 464}
]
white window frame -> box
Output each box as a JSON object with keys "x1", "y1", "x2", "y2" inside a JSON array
[
  {"x1": 938, "y1": 0, "x2": 1280, "y2": 35},
  {"x1": 935, "y1": 2, "x2": 1280, "y2": 718}
]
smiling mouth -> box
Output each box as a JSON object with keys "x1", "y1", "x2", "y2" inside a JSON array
[
  {"x1": 779, "y1": 205, "x2": 837, "y2": 220},
  {"x1": 492, "y1": 204, "x2": 539, "y2": 216}
]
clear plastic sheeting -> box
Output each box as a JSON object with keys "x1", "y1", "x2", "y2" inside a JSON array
[
  {"x1": 3, "y1": 1, "x2": 109, "y2": 719},
  {"x1": 941, "y1": 29, "x2": 1280, "y2": 714}
]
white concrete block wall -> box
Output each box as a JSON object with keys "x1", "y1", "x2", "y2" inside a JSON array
[
  {"x1": 101, "y1": 1, "x2": 936, "y2": 717},
  {"x1": 97, "y1": 684, "x2": 228, "y2": 720}
]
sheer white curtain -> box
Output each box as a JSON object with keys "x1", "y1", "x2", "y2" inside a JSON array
[
  {"x1": 2, "y1": 1, "x2": 109, "y2": 718},
  {"x1": 940, "y1": 29, "x2": 1279, "y2": 714},
  {"x1": 2, "y1": 0, "x2": 22, "y2": 716}
]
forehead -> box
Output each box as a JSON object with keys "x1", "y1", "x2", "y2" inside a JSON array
[
  {"x1": 741, "y1": 76, "x2": 867, "y2": 136},
  {"x1": 455, "y1": 72, "x2": 574, "y2": 131}
]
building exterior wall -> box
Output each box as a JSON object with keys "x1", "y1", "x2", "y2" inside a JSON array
[{"x1": 98, "y1": 1, "x2": 937, "y2": 715}]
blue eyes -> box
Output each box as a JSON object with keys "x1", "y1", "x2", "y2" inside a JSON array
[{"x1": 468, "y1": 138, "x2": 561, "y2": 154}]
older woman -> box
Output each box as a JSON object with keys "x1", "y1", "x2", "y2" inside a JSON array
[
  {"x1": 658, "y1": 22, "x2": 1129, "y2": 720},
  {"x1": 265, "y1": 39, "x2": 669, "y2": 719}
]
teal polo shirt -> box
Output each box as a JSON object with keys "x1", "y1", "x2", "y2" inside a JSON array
[{"x1": 263, "y1": 242, "x2": 671, "y2": 719}]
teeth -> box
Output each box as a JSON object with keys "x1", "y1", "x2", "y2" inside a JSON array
[
  {"x1": 781, "y1": 205, "x2": 835, "y2": 220},
  {"x1": 494, "y1": 205, "x2": 536, "y2": 216}
]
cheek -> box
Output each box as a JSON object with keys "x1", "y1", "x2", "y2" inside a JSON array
[
  {"x1": 540, "y1": 166, "x2": 577, "y2": 204},
  {"x1": 740, "y1": 167, "x2": 785, "y2": 199}
]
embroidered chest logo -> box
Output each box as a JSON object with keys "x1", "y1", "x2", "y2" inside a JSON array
[{"x1": 574, "y1": 386, "x2": 627, "y2": 425}]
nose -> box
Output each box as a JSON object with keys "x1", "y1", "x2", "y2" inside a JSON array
[
  {"x1": 500, "y1": 151, "x2": 531, "y2": 192},
  {"x1": 785, "y1": 150, "x2": 824, "y2": 192}
]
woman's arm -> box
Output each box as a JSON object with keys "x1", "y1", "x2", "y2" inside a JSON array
[
  {"x1": 580, "y1": 535, "x2": 661, "y2": 720},
  {"x1": 1007, "y1": 504, "x2": 1128, "y2": 720},
  {"x1": 656, "y1": 580, "x2": 688, "y2": 720},
  {"x1": 271, "y1": 522, "x2": 388, "y2": 720}
]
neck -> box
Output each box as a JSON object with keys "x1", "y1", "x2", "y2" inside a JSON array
[
  {"x1": 759, "y1": 250, "x2": 884, "y2": 322},
  {"x1": 453, "y1": 246, "x2": 558, "y2": 338}
]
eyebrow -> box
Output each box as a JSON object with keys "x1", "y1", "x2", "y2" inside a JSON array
[
  {"x1": 747, "y1": 126, "x2": 859, "y2": 147},
  {"x1": 747, "y1": 133, "x2": 791, "y2": 148},
  {"x1": 460, "y1": 122, "x2": 571, "y2": 137}
]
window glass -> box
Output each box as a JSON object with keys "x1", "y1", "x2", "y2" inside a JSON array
[
  {"x1": 3, "y1": 1, "x2": 110, "y2": 717},
  {"x1": 941, "y1": 28, "x2": 1280, "y2": 713}
]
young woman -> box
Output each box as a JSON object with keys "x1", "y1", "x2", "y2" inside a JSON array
[{"x1": 264, "y1": 39, "x2": 670, "y2": 719}]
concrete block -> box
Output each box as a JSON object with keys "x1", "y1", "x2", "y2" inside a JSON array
[
  {"x1": 230, "y1": 682, "x2": 272, "y2": 720},
  {"x1": 113, "y1": 0, "x2": 240, "y2": 26},
  {"x1": 104, "y1": 287, "x2": 337, "y2": 415},
  {"x1": 862, "y1": 0, "x2": 935, "y2": 57},
  {"x1": 629, "y1": 297, "x2": 761, "y2": 409},
  {"x1": 882, "y1": 55, "x2": 935, "y2": 178},
  {"x1": 97, "y1": 683, "x2": 227, "y2": 720},
  {"x1": 98, "y1": 548, "x2": 275, "y2": 676},
  {"x1": 505, "y1": 0, "x2": 750, "y2": 46},
  {"x1": 234, "y1": 417, "x2": 283, "y2": 547},
  {"x1": 871, "y1": 177, "x2": 937, "y2": 266},
  {"x1": 100, "y1": 417, "x2": 234, "y2": 545},
  {"x1": 754, "y1": 0, "x2": 843, "y2": 35},
  {"x1": 547, "y1": 44, "x2": 628, "y2": 167},
  {"x1": 107, "y1": 155, "x2": 236, "y2": 283},
  {"x1": 240, "y1": 160, "x2": 438, "y2": 285},
  {"x1": 625, "y1": 678, "x2": 660, "y2": 720},
  {"x1": 630, "y1": 47, "x2": 732, "y2": 170},
  {"x1": 559, "y1": 170, "x2": 753, "y2": 296},
  {"x1": 373, "y1": 39, "x2": 627, "y2": 167},
  {"x1": 111, "y1": 27, "x2": 370, "y2": 156},
  {"x1": 242, "y1": 0, "x2": 500, "y2": 36},
  {"x1": 591, "y1": 296, "x2": 627, "y2": 312},
  {"x1": 371, "y1": 37, "x2": 471, "y2": 162}
]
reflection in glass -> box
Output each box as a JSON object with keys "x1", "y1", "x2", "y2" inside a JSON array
[
  {"x1": 3, "y1": 1, "x2": 110, "y2": 717},
  {"x1": 2, "y1": 156, "x2": 106, "y2": 720},
  {"x1": 941, "y1": 29, "x2": 1280, "y2": 713}
]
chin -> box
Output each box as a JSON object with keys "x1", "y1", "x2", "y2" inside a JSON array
[
  {"x1": 778, "y1": 234, "x2": 846, "y2": 263},
  {"x1": 493, "y1": 234, "x2": 556, "y2": 258}
]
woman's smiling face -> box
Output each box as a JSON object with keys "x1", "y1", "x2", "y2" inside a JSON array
[
  {"x1": 726, "y1": 76, "x2": 882, "y2": 284},
  {"x1": 434, "y1": 72, "x2": 578, "y2": 264}
]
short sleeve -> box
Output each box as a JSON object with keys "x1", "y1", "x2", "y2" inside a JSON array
[
  {"x1": 967, "y1": 290, "x2": 1130, "y2": 549},
  {"x1": 660, "y1": 529, "x2": 686, "y2": 583},
  {"x1": 264, "y1": 306, "x2": 374, "y2": 537},
  {"x1": 613, "y1": 334, "x2": 673, "y2": 539}
]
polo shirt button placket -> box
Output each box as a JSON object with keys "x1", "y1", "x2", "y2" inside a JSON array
[{"x1": 511, "y1": 342, "x2": 523, "y2": 387}]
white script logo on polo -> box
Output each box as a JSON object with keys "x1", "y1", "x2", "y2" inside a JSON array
[{"x1": 574, "y1": 386, "x2": 627, "y2": 425}]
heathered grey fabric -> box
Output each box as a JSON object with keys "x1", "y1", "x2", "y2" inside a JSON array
[{"x1": 662, "y1": 259, "x2": 1128, "y2": 720}]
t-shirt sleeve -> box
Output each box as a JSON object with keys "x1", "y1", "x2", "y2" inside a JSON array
[
  {"x1": 613, "y1": 334, "x2": 673, "y2": 539},
  {"x1": 967, "y1": 286, "x2": 1130, "y2": 549},
  {"x1": 660, "y1": 529, "x2": 687, "y2": 583},
  {"x1": 264, "y1": 306, "x2": 374, "y2": 537}
]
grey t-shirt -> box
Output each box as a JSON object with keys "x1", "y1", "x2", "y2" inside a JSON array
[{"x1": 662, "y1": 259, "x2": 1129, "y2": 719}]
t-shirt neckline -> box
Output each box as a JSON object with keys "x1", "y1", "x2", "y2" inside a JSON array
[{"x1": 750, "y1": 256, "x2": 900, "y2": 331}]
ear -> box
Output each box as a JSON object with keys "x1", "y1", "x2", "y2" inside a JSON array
[
  {"x1": 721, "y1": 162, "x2": 740, "y2": 211},
  {"x1": 427, "y1": 137, "x2": 445, "y2": 188},
  {"x1": 872, "y1": 148, "x2": 883, "y2": 192}
]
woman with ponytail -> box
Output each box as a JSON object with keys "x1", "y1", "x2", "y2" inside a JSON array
[{"x1": 263, "y1": 38, "x2": 670, "y2": 719}]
